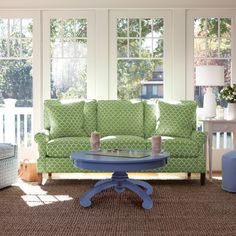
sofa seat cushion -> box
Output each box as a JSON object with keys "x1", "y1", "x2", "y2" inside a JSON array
[
  {"x1": 101, "y1": 135, "x2": 146, "y2": 150},
  {"x1": 147, "y1": 136, "x2": 200, "y2": 158},
  {"x1": 46, "y1": 137, "x2": 90, "y2": 157},
  {"x1": 97, "y1": 100, "x2": 144, "y2": 137}
]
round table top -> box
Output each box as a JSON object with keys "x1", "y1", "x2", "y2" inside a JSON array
[{"x1": 71, "y1": 150, "x2": 169, "y2": 172}]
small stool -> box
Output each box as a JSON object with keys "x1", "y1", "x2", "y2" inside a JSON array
[
  {"x1": 0, "y1": 143, "x2": 18, "y2": 189},
  {"x1": 222, "y1": 150, "x2": 236, "y2": 193}
]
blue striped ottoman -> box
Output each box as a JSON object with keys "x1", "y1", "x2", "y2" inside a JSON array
[
  {"x1": 0, "y1": 143, "x2": 18, "y2": 189},
  {"x1": 222, "y1": 150, "x2": 236, "y2": 193}
]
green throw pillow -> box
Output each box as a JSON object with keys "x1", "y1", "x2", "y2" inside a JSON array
[
  {"x1": 156, "y1": 101, "x2": 197, "y2": 138},
  {"x1": 97, "y1": 100, "x2": 144, "y2": 137},
  {"x1": 47, "y1": 101, "x2": 86, "y2": 139}
]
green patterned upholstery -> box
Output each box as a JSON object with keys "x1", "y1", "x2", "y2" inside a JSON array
[
  {"x1": 47, "y1": 137, "x2": 90, "y2": 157},
  {"x1": 97, "y1": 100, "x2": 144, "y2": 137},
  {"x1": 47, "y1": 101, "x2": 87, "y2": 139},
  {"x1": 35, "y1": 99, "x2": 206, "y2": 183},
  {"x1": 156, "y1": 101, "x2": 197, "y2": 138},
  {"x1": 143, "y1": 99, "x2": 158, "y2": 138},
  {"x1": 147, "y1": 132, "x2": 205, "y2": 158},
  {"x1": 83, "y1": 100, "x2": 97, "y2": 136},
  {"x1": 101, "y1": 135, "x2": 146, "y2": 150}
]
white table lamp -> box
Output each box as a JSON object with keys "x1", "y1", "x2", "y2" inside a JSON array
[{"x1": 196, "y1": 65, "x2": 224, "y2": 118}]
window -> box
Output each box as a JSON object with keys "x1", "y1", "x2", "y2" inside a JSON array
[
  {"x1": 110, "y1": 11, "x2": 171, "y2": 100},
  {"x1": 0, "y1": 11, "x2": 40, "y2": 159},
  {"x1": 50, "y1": 18, "x2": 88, "y2": 99},
  {"x1": 193, "y1": 17, "x2": 232, "y2": 107},
  {"x1": 0, "y1": 17, "x2": 33, "y2": 146},
  {"x1": 43, "y1": 11, "x2": 95, "y2": 100}
]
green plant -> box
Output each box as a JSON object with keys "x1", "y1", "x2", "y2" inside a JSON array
[{"x1": 218, "y1": 84, "x2": 236, "y2": 103}]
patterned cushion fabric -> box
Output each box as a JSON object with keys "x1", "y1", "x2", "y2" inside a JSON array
[
  {"x1": 84, "y1": 100, "x2": 97, "y2": 136},
  {"x1": 156, "y1": 101, "x2": 197, "y2": 138},
  {"x1": 97, "y1": 100, "x2": 144, "y2": 137},
  {"x1": 143, "y1": 100, "x2": 158, "y2": 138},
  {"x1": 46, "y1": 137, "x2": 90, "y2": 157},
  {"x1": 146, "y1": 136, "x2": 200, "y2": 158},
  {"x1": 44, "y1": 99, "x2": 60, "y2": 130},
  {"x1": 100, "y1": 135, "x2": 146, "y2": 150},
  {"x1": 47, "y1": 102, "x2": 87, "y2": 139}
]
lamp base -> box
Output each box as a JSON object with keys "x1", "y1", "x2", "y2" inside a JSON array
[{"x1": 203, "y1": 87, "x2": 216, "y2": 118}]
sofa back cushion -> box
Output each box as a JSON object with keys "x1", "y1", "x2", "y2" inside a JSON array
[
  {"x1": 47, "y1": 101, "x2": 87, "y2": 139},
  {"x1": 97, "y1": 100, "x2": 144, "y2": 137},
  {"x1": 143, "y1": 100, "x2": 158, "y2": 138},
  {"x1": 44, "y1": 99, "x2": 97, "y2": 137},
  {"x1": 155, "y1": 100, "x2": 197, "y2": 138}
]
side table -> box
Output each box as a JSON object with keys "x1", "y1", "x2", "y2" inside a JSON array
[{"x1": 201, "y1": 119, "x2": 236, "y2": 181}]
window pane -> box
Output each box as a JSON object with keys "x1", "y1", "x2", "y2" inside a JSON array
[
  {"x1": 153, "y1": 18, "x2": 164, "y2": 37},
  {"x1": 0, "y1": 19, "x2": 8, "y2": 38},
  {"x1": 0, "y1": 39, "x2": 7, "y2": 57},
  {"x1": 194, "y1": 38, "x2": 206, "y2": 57},
  {"x1": 117, "y1": 39, "x2": 127, "y2": 58},
  {"x1": 51, "y1": 59, "x2": 87, "y2": 99},
  {"x1": 50, "y1": 18, "x2": 88, "y2": 99},
  {"x1": 117, "y1": 59, "x2": 163, "y2": 99},
  {"x1": 117, "y1": 17, "x2": 164, "y2": 99},
  {"x1": 129, "y1": 18, "x2": 139, "y2": 37},
  {"x1": 220, "y1": 18, "x2": 231, "y2": 37},
  {"x1": 22, "y1": 19, "x2": 33, "y2": 38},
  {"x1": 141, "y1": 18, "x2": 152, "y2": 37},
  {"x1": 194, "y1": 18, "x2": 206, "y2": 37},
  {"x1": 75, "y1": 19, "x2": 87, "y2": 37},
  {"x1": 9, "y1": 19, "x2": 21, "y2": 37},
  {"x1": 207, "y1": 18, "x2": 218, "y2": 37},
  {"x1": 9, "y1": 39, "x2": 21, "y2": 57},
  {"x1": 117, "y1": 18, "x2": 128, "y2": 37},
  {"x1": 129, "y1": 39, "x2": 139, "y2": 57}
]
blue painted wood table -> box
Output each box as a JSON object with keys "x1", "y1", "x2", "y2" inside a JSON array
[{"x1": 71, "y1": 150, "x2": 169, "y2": 209}]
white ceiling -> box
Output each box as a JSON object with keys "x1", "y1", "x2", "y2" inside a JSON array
[{"x1": 0, "y1": 0, "x2": 235, "y2": 9}]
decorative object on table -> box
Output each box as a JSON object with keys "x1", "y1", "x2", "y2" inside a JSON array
[
  {"x1": 218, "y1": 84, "x2": 236, "y2": 120},
  {"x1": 221, "y1": 150, "x2": 236, "y2": 192},
  {"x1": 151, "y1": 135, "x2": 161, "y2": 154},
  {"x1": 196, "y1": 65, "x2": 224, "y2": 118},
  {"x1": 0, "y1": 143, "x2": 18, "y2": 189},
  {"x1": 19, "y1": 159, "x2": 38, "y2": 182},
  {"x1": 90, "y1": 131, "x2": 100, "y2": 151}
]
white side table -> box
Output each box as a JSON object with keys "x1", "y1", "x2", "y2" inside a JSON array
[{"x1": 201, "y1": 119, "x2": 236, "y2": 181}]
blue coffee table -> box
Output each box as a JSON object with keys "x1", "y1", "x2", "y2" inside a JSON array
[{"x1": 71, "y1": 150, "x2": 169, "y2": 209}]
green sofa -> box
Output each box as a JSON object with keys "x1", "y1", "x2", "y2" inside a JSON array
[{"x1": 34, "y1": 99, "x2": 206, "y2": 185}]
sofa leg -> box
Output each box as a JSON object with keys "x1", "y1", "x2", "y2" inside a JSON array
[
  {"x1": 187, "y1": 172, "x2": 191, "y2": 178},
  {"x1": 48, "y1": 173, "x2": 52, "y2": 179},
  {"x1": 200, "y1": 173, "x2": 205, "y2": 186},
  {"x1": 38, "y1": 173, "x2": 43, "y2": 185}
]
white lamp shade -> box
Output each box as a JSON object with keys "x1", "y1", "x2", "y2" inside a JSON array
[{"x1": 196, "y1": 65, "x2": 224, "y2": 86}]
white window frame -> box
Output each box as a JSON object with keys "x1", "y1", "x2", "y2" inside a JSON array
[
  {"x1": 42, "y1": 10, "x2": 96, "y2": 100},
  {"x1": 186, "y1": 9, "x2": 236, "y2": 100},
  {"x1": 109, "y1": 10, "x2": 172, "y2": 100},
  {"x1": 0, "y1": 10, "x2": 41, "y2": 159}
]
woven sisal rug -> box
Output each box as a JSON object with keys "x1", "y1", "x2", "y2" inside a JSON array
[{"x1": 0, "y1": 179, "x2": 236, "y2": 236}]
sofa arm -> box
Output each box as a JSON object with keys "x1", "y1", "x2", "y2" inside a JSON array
[
  {"x1": 191, "y1": 130, "x2": 207, "y2": 147},
  {"x1": 34, "y1": 130, "x2": 50, "y2": 158}
]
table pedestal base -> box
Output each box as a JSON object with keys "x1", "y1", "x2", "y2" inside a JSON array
[{"x1": 80, "y1": 171, "x2": 154, "y2": 209}]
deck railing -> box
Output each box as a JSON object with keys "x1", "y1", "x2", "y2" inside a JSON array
[{"x1": 0, "y1": 99, "x2": 33, "y2": 147}]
